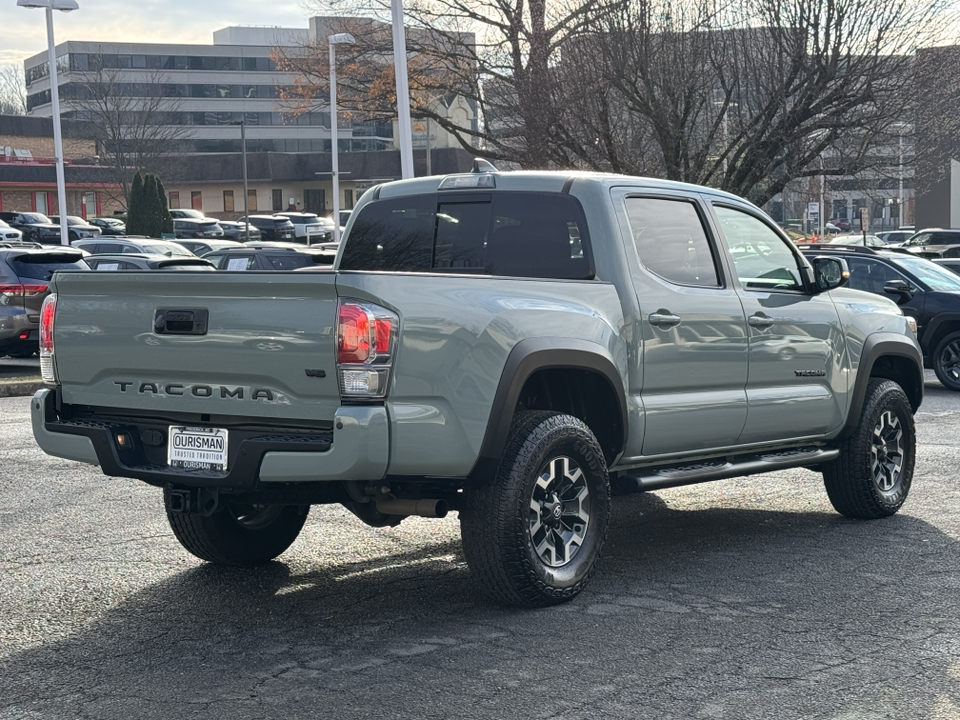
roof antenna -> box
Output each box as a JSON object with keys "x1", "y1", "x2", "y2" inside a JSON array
[{"x1": 472, "y1": 158, "x2": 497, "y2": 174}]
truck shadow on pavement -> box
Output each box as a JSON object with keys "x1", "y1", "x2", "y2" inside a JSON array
[{"x1": 4, "y1": 491, "x2": 960, "y2": 719}]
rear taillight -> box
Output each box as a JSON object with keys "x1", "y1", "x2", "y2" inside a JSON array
[
  {"x1": 337, "y1": 299, "x2": 398, "y2": 399},
  {"x1": 40, "y1": 293, "x2": 57, "y2": 384},
  {"x1": 0, "y1": 284, "x2": 46, "y2": 300}
]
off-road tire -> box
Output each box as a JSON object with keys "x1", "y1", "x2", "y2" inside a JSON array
[
  {"x1": 822, "y1": 379, "x2": 915, "y2": 519},
  {"x1": 932, "y1": 331, "x2": 960, "y2": 391},
  {"x1": 460, "y1": 411, "x2": 611, "y2": 607},
  {"x1": 167, "y1": 500, "x2": 309, "y2": 565}
]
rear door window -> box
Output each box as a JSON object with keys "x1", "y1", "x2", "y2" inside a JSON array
[
  {"x1": 340, "y1": 192, "x2": 594, "y2": 279},
  {"x1": 266, "y1": 253, "x2": 311, "y2": 270},
  {"x1": 223, "y1": 255, "x2": 256, "y2": 271},
  {"x1": 11, "y1": 254, "x2": 87, "y2": 280}
]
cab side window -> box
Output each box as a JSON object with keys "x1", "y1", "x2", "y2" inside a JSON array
[
  {"x1": 714, "y1": 205, "x2": 803, "y2": 291},
  {"x1": 624, "y1": 197, "x2": 720, "y2": 287}
]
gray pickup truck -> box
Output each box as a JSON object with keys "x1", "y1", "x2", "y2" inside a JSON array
[{"x1": 32, "y1": 168, "x2": 924, "y2": 607}]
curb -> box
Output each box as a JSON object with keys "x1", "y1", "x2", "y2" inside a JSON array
[{"x1": 0, "y1": 379, "x2": 44, "y2": 398}]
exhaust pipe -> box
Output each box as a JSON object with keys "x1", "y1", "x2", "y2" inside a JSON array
[{"x1": 375, "y1": 498, "x2": 448, "y2": 518}]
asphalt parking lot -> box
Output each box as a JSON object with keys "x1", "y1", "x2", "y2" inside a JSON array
[{"x1": 2, "y1": 374, "x2": 959, "y2": 719}]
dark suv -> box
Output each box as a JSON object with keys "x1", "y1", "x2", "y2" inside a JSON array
[
  {"x1": 173, "y1": 218, "x2": 224, "y2": 239},
  {"x1": 0, "y1": 212, "x2": 61, "y2": 244},
  {"x1": 799, "y1": 244, "x2": 960, "y2": 390},
  {"x1": 237, "y1": 215, "x2": 296, "y2": 241},
  {"x1": 0, "y1": 245, "x2": 88, "y2": 356}
]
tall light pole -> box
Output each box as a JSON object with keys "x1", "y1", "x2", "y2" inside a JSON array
[
  {"x1": 391, "y1": 0, "x2": 414, "y2": 179},
  {"x1": 18, "y1": 0, "x2": 78, "y2": 246},
  {"x1": 329, "y1": 33, "x2": 355, "y2": 244},
  {"x1": 237, "y1": 120, "x2": 250, "y2": 242}
]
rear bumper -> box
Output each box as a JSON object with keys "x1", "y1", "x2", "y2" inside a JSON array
[{"x1": 31, "y1": 388, "x2": 389, "y2": 488}]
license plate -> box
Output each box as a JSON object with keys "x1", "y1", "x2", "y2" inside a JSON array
[{"x1": 167, "y1": 426, "x2": 228, "y2": 471}]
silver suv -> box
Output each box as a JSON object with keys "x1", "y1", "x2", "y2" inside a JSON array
[{"x1": 73, "y1": 238, "x2": 194, "y2": 257}]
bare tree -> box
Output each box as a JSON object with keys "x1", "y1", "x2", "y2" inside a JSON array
[
  {"x1": 283, "y1": 1, "x2": 625, "y2": 168},
  {"x1": 558, "y1": 0, "x2": 949, "y2": 205},
  {"x1": 0, "y1": 64, "x2": 27, "y2": 115},
  {"x1": 66, "y1": 57, "x2": 191, "y2": 205}
]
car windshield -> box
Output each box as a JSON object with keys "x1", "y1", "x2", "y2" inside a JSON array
[
  {"x1": 23, "y1": 213, "x2": 52, "y2": 224},
  {"x1": 100, "y1": 218, "x2": 122, "y2": 226},
  {"x1": 890, "y1": 256, "x2": 960, "y2": 291},
  {"x1": 176, "y1": 210, "x2": 205, "y2": 219},
  {"x1": 139, "y1": 242, "x2": 192, "y2": 257}
]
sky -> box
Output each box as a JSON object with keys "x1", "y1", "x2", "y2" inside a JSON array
[{"x1": 1, "y1": 0, "x2": 316, "y2": 66}]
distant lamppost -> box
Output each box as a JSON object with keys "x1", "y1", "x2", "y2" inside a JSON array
[
  {"x1": 329, "y1": 32, "x2": 355, "y2": 244},
  {"x1": 233, "y1": 120, "x2": 250, "y2": 241},
  {"x1": 18, "y1": 0, "x2": 79, "y2": 246},
  {"x1": 391, "y1": 0, "x2": 414, "y2": 179}
]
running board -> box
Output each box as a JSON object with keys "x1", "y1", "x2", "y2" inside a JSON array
[{"x1": 612, "y1": 447, "x2": 840, "y2": 493}]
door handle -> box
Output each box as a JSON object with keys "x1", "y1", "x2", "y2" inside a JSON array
[
  {"x1": 649, "y1": 311, "x2": 681, "y2": 328},
  {"x1": 748, "y1": 314, "x2": 775, "y2": 328}
]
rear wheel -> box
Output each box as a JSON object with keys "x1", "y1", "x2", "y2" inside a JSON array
[
  {"x1": 933, "y1": 331, "x2": 960, "y2": 391},
  {"x1": 460, "y1": 411, "x2": 610, "y2": 607},
  {"x1": 822, "y1": 379, "x2": 915, "y2": 518},
  {"x1": 167, "y1": 499, "x2": 309, "y2": 565}
]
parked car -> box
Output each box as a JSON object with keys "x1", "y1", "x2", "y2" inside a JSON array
[
  {"x1": 0, "y1": 218, "x2": 23, "y2": 242},
  {"x1": 50, "y1": 215, "x2": 102, "y2": 242},
  {"x1": 243, "y1": 240, "x2": 339, "y2": 264},
  {"x1": 0, "y1": 211, "x2": 61, "y2": 244},
  {"x1": 799, "y1": 243, "x2": 960, "y2": 391},
  {"x1": 827, "y1": 218, "x2": 852, "y2": 232},
  {"x1": 898, "y1": 229, "x2": 960, "y2": 258},
  {"x1": 169, "y1": 209, "x2": 206, "y2": 220},
  {"x1": 203, "y1": 245, "x2": 327, "y2": 271},
  {"x1": 89, "y1": 217, "x2": 127, "y2": 236},
  {"x1": 932, "y1": 258, "x2": 960, "y2": 277},
  {"x1": 73, "y1": 237, "x2": 194, "y2": 257},
  {"x1": 175, "y1": 239, "x2": 244, "y2": 256},
  {"x1": 0, "y1": 245, "x2": 87, "y2": 356},
  {"x1": 83, "y1": 253, "x2": 215, "y2": 271},
  {"x1": 214, "y1": 220, "x2": 261, "y2": 243},
  {"x1": 877, "y1": 230, "x2": 913, "y2": 245},
  {"x1": 173, "y1": 218, "x2": 224, "y2": 239},
  {"x1": 237, "y1": 215, "x2": 297, "y2": 241},
  {"x1": 827, "y1": 233, "x2": 886, "y2": 247},
  {"x1": 275, "y1": 212, "x2": 334, "y2": 243}
]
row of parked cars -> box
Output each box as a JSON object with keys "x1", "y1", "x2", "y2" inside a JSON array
[{"x1": 0, "y1": 208, "x2": 348, "y2": 246}]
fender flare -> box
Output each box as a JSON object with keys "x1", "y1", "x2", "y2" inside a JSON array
[
  {"x1": 467, "y1": 337, "x2": 627, "y2": 483},
  {"x1": 920, "y1": 313, "x2": 960, "y2": 355},
  {"x1": 837, "y1": 333, "x2": 924, "y2": 439}
]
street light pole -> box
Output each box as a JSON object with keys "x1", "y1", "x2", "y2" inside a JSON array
[
  {"x1": 391, "y1": 0, "x2": 414, "y2": 179},
  {"x1": 240, "y1": 120, "x2": 249, "y2": 242},
  {"x1": 19, "y1": 0, "x2": 79, "y2": 246},
  {"x1": 329, "y1": 33, "x2": 356, "y2": 244}
]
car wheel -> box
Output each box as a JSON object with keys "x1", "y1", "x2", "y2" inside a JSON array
[
  {"x1": 26, "y1": 231, "x2": 38, "y2": 243},
  {"x1": 166, "y1": 499, "x2": 309, "y2": 565},
  {"x1": 932, "y1": 331, "x2": 960, "y2": 391},
  {"x1": 822, "y1": 379, "x2": 915, "y2": 519},
  {"x1": 460, "y1": 411, "x2": 610, "y2": 607}
]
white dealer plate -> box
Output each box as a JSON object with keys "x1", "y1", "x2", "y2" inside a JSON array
[{"x1": 167, "y1": 426, "x2": 228, "y2": 471}]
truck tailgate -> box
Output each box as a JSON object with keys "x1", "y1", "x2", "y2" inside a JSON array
[{"x1": 51, "y1": 272, "x2": 341, "y2": 422}]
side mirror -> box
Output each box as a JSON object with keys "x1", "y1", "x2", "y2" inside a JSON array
[
  {"x1": 811, "y1": 256, "x2": 849, "y2": 292},
  {"x1": 883, "y1": 279, "x2": 914, "y2": 304}
]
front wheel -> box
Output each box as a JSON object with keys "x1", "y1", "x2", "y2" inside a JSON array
[
  {"x1": 167, "y1": 499, "x2": 309, "y2": 565},
  {"x1": 822, "y1": 379, "x2": 916, "y2": 518},
  {"x1": 460, "y1": 411, "x2": 611, "y2": 607},
  {"x1": 933, "y1": 331, "x2": 960, "y2": 391}
]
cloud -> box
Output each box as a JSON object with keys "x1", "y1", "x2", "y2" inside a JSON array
[{"x1": 1, "y1": 0, "x2": 312, "y2": 66}]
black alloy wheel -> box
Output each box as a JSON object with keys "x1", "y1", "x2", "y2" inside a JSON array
[{"x1": 933, "y1": 331, "x2": 960, "y2": 391}]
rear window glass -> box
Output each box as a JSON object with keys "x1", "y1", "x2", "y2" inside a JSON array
[
  {"x1": 267, "y1": 253, "x2": 311, "y2": 270},
  {"x1": 339, "y1": 192, "x2": 594, "y2": 279},
  {"x1": 11, "y1": 255, "x2": 86, "y2": 280}
]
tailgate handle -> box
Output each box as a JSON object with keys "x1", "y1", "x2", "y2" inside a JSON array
[{"x1": 155, "y1": 308, "x2": 208, "y2": 335}]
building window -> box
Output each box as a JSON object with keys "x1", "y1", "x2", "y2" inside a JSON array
[
  {"x1": 191, "y1": 191, "x2": 202, "y2": 211},
  {"x1": 344, "y1": 189, "x2": 354, "y2": 210},
  {"x1": 272, "y1": 189, "x2": 283, "y2": 212},
  {"x1": 169, "y1": 192, "x2": 179, "y2": 209},
  {"x1": 223, "y1": 190, "x2": 234, "y2": 213},
  {"x1": 248, "y1": 189, "x2": 258, "y2": 213}
]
